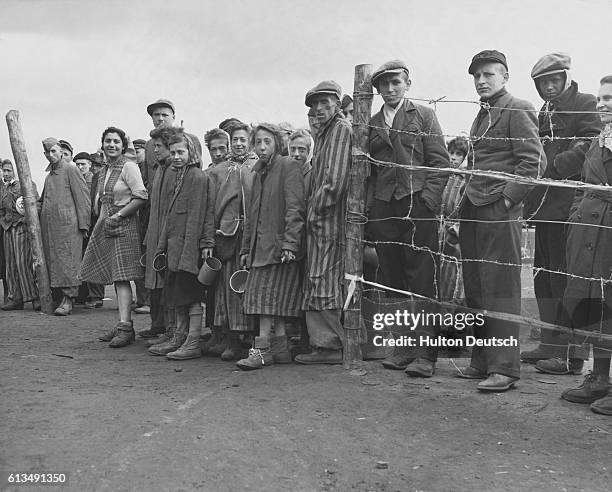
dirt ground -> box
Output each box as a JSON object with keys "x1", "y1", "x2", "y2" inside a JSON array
[{"x1": 1, "y1": 265, "x2": 612, "y2": 492}]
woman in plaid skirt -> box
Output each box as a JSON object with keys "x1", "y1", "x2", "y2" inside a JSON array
[
  {"x1": 79, "y1": 127, "x2": 148, "y2": 347},
  {"x1": 236, "y1": 123, "x2": 306, "y2": 370}
]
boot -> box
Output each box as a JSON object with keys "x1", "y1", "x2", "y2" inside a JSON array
[
  {"x1": 270, "y1": 335, "x2": 292, "y2": 364},
  {"x1": 138, "y1": 324, "x2": 166, "y2": 339},
  {"x1": 146, "y1": 308, "x2": 176, "y2": 348},
  {"x1": 1, "y1": 299, "x2": 24, "y2": 311},
  {"x1": 520, "y1": 344, "x2": 553, "y2": 364},
  {"x1": 166, "y1": 304, "x2": 203, "y2": 360},
  {"x1": 53, "y1": 296, "x2": 73, "y2": 316},
  {"x1": 149, "y1": 308, "x2": 187, "y2": 356},
  {"x1": 236, "y1": 336, "x2": 273, "y2": 370},
  {"x1": 202, "y1": 328, "x2": 223, "y2": 355},
  {"x1": 221, "y1": 334, "x2": 243, "y2": 361},
  {"x1": 535, "y1": 357, "x2": 584, "y2": 375},
  {"x1": 109, "y1": 321, "x2": 135, "y2": 348},
  {"x1": 561, "y1": 372, "x2": 612, "y2": 404}
]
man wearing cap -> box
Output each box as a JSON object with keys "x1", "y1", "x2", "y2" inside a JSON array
[
  {"x1": 367, "y1": 59, "x2": 450, "y2": 377},
  {"x1": 39, "y1": 138, "x2": 91, "y2": 315},
  {"x1": 458, "y1": 50, "x2": 545, "y2": 391},
  {"x1": 0, "y1": 159, "x2": 40, "y2": 311},
  {"x1": 521, "y1": 53, "x2": 601, "y2": 375},
  {"x1": 295, "y1": 80, "x2": 351, "y2": 365},
  {"x1": 59, "y1": 140, "x2": 74, "y2": 163},
  {"x1": 132, "y1": 138, "x2": 150, "y2": 314}
]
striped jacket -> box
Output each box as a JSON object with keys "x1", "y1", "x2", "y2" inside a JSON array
[{"x1": 302, "y1": 112, "x2": 352, "y2": 311}]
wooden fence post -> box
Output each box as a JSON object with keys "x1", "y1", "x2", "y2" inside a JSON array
[
  {"x1": 5, "y1": 110, "x2": 53, "y2": 314},
  {"x1": 343, "y1": 64, "x2": 373, "y2": 368}
]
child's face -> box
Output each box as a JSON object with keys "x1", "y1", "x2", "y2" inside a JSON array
[
  {"x1": 170, "y1": 140, "x2": 190, "y2": 168},
  {"x1": 254, "y1": 129, "x2": 276, "y2": 163},
  {"x1": 449, "y1": 150, "x2": 466, "y2": 167}
]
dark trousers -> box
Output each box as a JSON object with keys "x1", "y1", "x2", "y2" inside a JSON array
[
  {"x1": 567, "y1": 299, "x2": 612, "y2": 361},
  {"x1": 370, "y1": 194, "x2": 440, "y2": 360},
  {"x1": 460, "y1": 199, "x2": 521, "y2": 378},
  {"x1": 150, "y1": 288, "x2": 166, "y2": 330},
  {"x1": 533, "y1": 221, "x2": 575, "y2": 357}
]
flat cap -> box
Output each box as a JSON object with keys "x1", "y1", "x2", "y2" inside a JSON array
[
  {"x1": 133, "y1": 139, "x2": 147, "y2": 148},
  {"x1": 146, "y1": 98, "x2": 175, "y2": 116},
  {"x1": 531, "y1": 53, "x2": 571, "y2": 80},
  {"x1": 59, "y1": 139, "x2": 73, "y2": 154},
  {"x1": 42, "y1": 137, "x2": 60, "y2": 152},
  {"x1": 371, "y1": 60, "x2": 410, "y2": 89},
  {"x1": 468, "y1": 50, "x2": 508, "y2": 75},
  {"x1": 341, "y1": 94, "x2": 353, "y2": 109},
  {"x1": 73, "y1": 151, "x2": 92, "y2": 161},
  {"x1": 305, "y1": 80, "x2": 342, "y2": 107}
]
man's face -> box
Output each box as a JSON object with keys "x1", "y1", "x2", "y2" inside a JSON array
[
  {"x1": 2, "y1": 165, "x2": 14, "y2": 182},
  {"x1": 135, "y1": 147, "x2": 146, "y2": 164},
  {"x1": 597, "y1": 83, "x2": 612, "y2": 125},
  {"x1": 61, "y1": 149, "x2": 73, "y2": 162},
  {"x1": 208, "y1": 138, "x2": 228, "y2": 165},
  {"x1": 449, "y1": 150, "x2": 466, "y2": 167},
  {"x1": 537, "y1": 73, "x2": 565, "y2": 100},
  {"x1": 45, "y1": 145, "x2": 63, "y2": 165},
  {"x1": 231, "y1": 129, "x2": 250, "y2": 157},
  {"x1": 343, "y1": 102, "x2": 354, "y2": 123},
  {"x1": 378, "y1": 73, "x2": 410, "y2": 107},
  {"x1": 310, "y1": 94, "x2": 339, "y2": 124},
  {"x1": 92, "y1": 163, "x2": 103, "y2": 175},
  {"x1": 472, "y1": 62, "x2": 508, "y2": 100},
  {"x1": 151, "y1": 107, "x2": 175, "y2": 128},
  {"x1": 289, "y1": 136, "x2": 310, "y2": 163},
  {"x1": 75, "y1": 159, "x2": 91, "y2": 175},
  {"x1": 253, "y1": 129, "x2": 276, "y2": 163},
  {"x1": 153, "y1": 139, "x2": 170, "y2": 161}
]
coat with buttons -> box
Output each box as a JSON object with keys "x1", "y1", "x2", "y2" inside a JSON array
[{"x1": 564, "y1": 142, "x2": 612, "y2": 313}]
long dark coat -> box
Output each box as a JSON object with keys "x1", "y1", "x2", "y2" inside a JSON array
[
  {"x1": 564, "y1": 142, "x2": 612, "y2": 314},
  {"x1": 240, "y1": 154, "x2": 305, "y2": 267},
  {"x1": 39, "y1": 161, "x2": 90, "y2": 287},
  {"x1": 156, "y1": 166, "x2": 214, "y2": 275},
  {"x1": 524, "y1": 81, "x2": 601, "y2": 220}
]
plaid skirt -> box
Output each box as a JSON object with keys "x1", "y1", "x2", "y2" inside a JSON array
[
  {"x1": 214, "y1": 255, "x2": 249, "y2": 331},
  {"x1": 243, "y1": 262, "x2": 302, "y2": 317},
  {"x1": 79, "y1": 211, "x2": 143, "y2": 285}
]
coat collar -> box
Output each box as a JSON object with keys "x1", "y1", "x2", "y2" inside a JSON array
[
  {"x1": 372, "y1": 99, "x2": 417, "y2": 147},
  {"x1": 470, "y1": 90, "x2": 512, "y2": 140}
]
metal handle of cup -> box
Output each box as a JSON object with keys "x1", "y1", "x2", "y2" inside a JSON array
[
  {"x1": 139, "y1": 253, "x2": 147, "y2": 267},
  {"x1": 152, "y1": 252, "x2": 167, "y2": 272}
]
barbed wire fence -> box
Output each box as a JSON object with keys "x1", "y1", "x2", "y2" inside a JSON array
[{"x1": 342, "y1": 64, "x2": 612, "y2": 368}]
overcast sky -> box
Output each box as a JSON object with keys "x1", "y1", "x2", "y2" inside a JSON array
[{"x1": 1, "y1": 0, "x2": 610, "y2": 187}]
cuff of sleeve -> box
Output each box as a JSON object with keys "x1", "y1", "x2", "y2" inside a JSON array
[{"x1": 131, "y1": 190, "x2": 148, "y2": 200}]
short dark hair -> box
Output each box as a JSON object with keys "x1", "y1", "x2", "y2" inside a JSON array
[
  {"x1": 600, "y1": 75, "x2": 612, "y2": 85},
  {"x1": 218, "y1": 118, "x2": 243, "y2": 135},
  {"x1": 101, "y1": 127, "x2": 129, "y2": 154},
  {"x1": 447, "y1": 137, "x2": 469, "y2": 157},
  {"x1": 204, "y1": 128, "x2": 230, "y2": 148},
  {"x1": 2, "y1": 159, "x2": 13, "y2": 169},
  {"x1": 149, "y1": 126, "x2": 179, "y2": 149}
]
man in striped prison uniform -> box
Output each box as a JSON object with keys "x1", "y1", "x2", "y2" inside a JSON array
[
  {"x1": 0, "y1": 159, "x2": 40, "y2": 311},
  {"x1": 295, "y1": 80, "x2": 351, "y2": 365}
]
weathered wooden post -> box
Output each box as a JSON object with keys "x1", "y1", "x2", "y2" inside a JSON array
[
  {"x1": 343, "y1": 64, "x2": 373, "y2": 368},
  {"x1": 5, "y1": 110, "x2": 53, "y2": 314}
]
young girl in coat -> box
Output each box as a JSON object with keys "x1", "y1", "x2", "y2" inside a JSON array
[
  {"x1": 155, "y1": 130, "x2": 215, "y2": 360},
  {"x1": 236, "y1": 123, "x2": 305, "y2": 370}
]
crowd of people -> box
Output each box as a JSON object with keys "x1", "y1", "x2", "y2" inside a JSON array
[{"x1": 1, "y1": 50, "x2": 611, "y2": 416}]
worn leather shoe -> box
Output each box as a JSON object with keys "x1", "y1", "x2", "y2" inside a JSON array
[
  {"x1": 536, "y1": 357, "x2": 583, "y2": 375},
  {"x1": 53, "y1": 296, "x2": 73, "y2": 316},
  {"x1": 1, "y1": 299, "x2": 24, "y2": 311},
  {"x1": 166, "y1": 335, "x2": 202, "y2": 360},
  {"x1": 109, "y1": 321, "x2": 135, "y2": 348},
  {"x1": 520, "y1": 345, "x2": 552, "y2": 364},
  {"x1": 455, "y1": 366, "x2": 487, "y2": 379},
  {"x1": 562, "y1": 372, "x2": 611, "y2": 404},
  {"x1": 591, "y1": 395, "x2": 612, "y2": 415},
  {"x1": 294, "y1": 349, "x2": 342, "y2": 365},
  {"x1": 381, "y1": 353, "x2": 414, "y2": 370},
  {"x1": 477, "y1": 373, "x2": 518, "y2": 392},
  {"x1": 404, "y1": 358, "x2": 435, "y2": 377}
]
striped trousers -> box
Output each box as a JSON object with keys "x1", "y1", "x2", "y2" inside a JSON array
[{"x1": 3, "y1": 223, "x2": 38, "y2": 302}]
